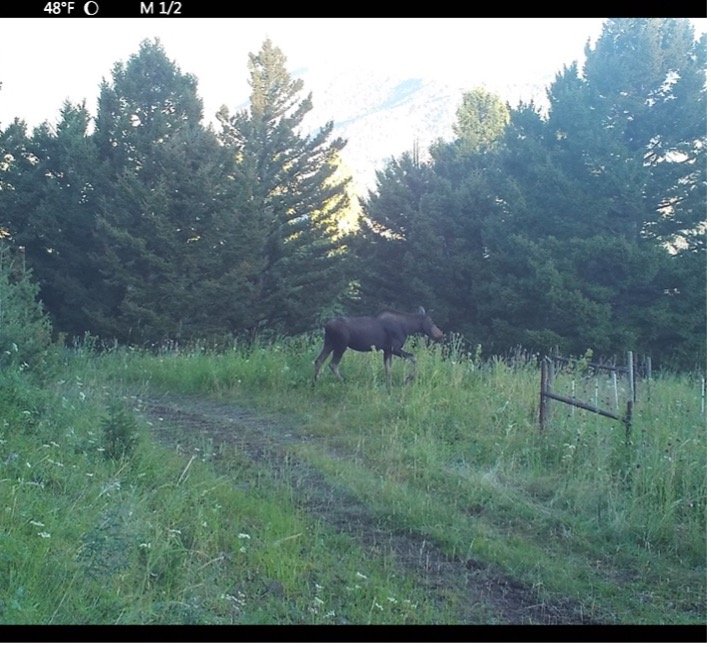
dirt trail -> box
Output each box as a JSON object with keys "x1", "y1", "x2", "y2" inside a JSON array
[{"x1": 137, "y1": 392, "x2": 593, "y2": 625}]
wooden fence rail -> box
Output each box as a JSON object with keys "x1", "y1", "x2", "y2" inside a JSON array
[{"x1": 539, "y1": 351, "x2": 635, "y2": 437}]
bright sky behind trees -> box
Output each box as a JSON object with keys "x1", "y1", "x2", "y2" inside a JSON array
[
  {"x1": 1, "y1": 17, "x2": 705, "y2": 184},
  {"x1": 0, "y1": 18, "x2": 630, "y2": 127}
]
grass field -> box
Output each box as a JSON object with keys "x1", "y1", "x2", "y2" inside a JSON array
[{"x1": 0, "y1": 336, "x2": 705, "y2": 628}]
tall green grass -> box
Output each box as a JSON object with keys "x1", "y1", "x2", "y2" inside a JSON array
[
  {"x1": 0, "y1": 346, "x2": 456, "y2": 625},
  {"x1": 95, "y1": 335, "x2": 705, "y2": 623},
  {"x1": 106, "y1": 336, "x2": 706, "y2": 555},
  {"x1": 2, "y1": 336, "x2": 705, "y2": 624}
]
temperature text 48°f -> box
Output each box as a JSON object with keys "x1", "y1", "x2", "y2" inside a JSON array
[
  {"x1": 44, "y1": 1, "x2": 76, "y2": 14},
  {"x1": 139, "y1": 1, "x2": 182, "y2": 14}
]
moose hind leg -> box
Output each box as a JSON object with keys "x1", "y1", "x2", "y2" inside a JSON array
[
  {"x1": 313, "y1": 342, "x2": 333, "y2": 383},
  {"x1": 329, "y1": 347, "x2": 346, "y2": 382}
]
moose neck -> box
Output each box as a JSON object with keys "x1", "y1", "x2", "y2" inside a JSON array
[
  {"x1": 403, "y1": 313, "x2": 425, "y2": 333},
  {"x1": 381, "y1": 310, "x2": 424, "y2": 334}
]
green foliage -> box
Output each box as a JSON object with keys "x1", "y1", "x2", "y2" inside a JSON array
[
  {"x1": 453, "y1": 87, "x2": 510, "y2": 151},
  {"x1": 351, "y1": 151, "x2": 437, "y2": 314},
  {"x1": 0, "y1": 244, "x2": 53, "y2": 373},
  {"x1": 217, "y1": 39, "x2": 351, "y2": 336},
  {"x1": 92, "y1": 39, "x2": 241, "y2": 343},
  {"x1": 0, "y1": 23, "x2": 704, "y2": 370},
  {"x1": 549, "y1": 19, "x2": 707, "y2": 250},
  {"x1": 0, "y1": 331, "x2": 705, "y2": 625},
  {"x1": 101, "y1": 399, "x2": 139, "y2": 461},
  {"x1": 354, "y1": 18, "x2": 705, "y2": 368},
  {"x1": 0, "y1": 105, "x2": 105, "y2": 339}
]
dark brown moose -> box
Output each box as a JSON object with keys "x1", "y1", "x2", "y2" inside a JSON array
[{"x1": 313, "y1": 307, "x2": 444, "y2": 387}]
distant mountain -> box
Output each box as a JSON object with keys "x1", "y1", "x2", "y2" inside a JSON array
[{"x1": 299, "y1": 66, "x2": 550, "y2": 196}]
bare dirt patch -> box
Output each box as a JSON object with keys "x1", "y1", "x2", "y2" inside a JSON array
[{"x1": 136, "y1": 392, "x2": 596, "y2": 625}]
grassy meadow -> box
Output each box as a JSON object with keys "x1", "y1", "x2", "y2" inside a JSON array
[{"x1": 0, "y1": 335, "x2": 705, "y2": 626}]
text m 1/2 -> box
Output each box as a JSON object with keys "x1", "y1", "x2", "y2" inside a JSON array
[{"x1": 140, "y1": 1, "x2": 182, "y2": 14}]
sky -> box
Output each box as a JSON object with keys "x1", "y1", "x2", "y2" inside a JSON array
[
  {"x1": 0, "y1": 18, "x2": 630, "y2": 128},
  {"x1": 2, "y1": 17, "x2": 706, "y2": 127},
  {"x1": 0, "y1": 17, "x2": 706, "y2": 186}
]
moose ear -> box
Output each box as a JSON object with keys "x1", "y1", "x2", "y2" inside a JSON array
[{"x1": 417, "y1": 306, "x2": 426, "y2": 315}]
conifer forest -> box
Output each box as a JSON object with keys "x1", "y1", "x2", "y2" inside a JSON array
[{"x1": 0, "y1": 18, "x2": 706, "y2": 369}]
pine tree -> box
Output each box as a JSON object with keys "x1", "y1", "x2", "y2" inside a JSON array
[
  {"x1": 0, "y1": 104, "x2": 106, "y2": 338},
  {"x1": 353, "y1": 88, "x2": 509, "y2": 337},
  {"x1": 488, "y1": 18, "x2": 706, "y2": 364},
  {"x1": 217, "y1": 39, "x2": 350, "y2": 336},
  {"x1": 0, "y1": 243, "x2": 53, "y2": 373},
  {"x1": 351, "y1": 151, "x2": 436, "y2": 314},
  {"x1": 353, "y1": 21, "x2": 705, "y2": 366},
  {"x1": 453, "y1": 87, "x2": 510, "y2": 152},
  {"x1": 550, "y1": 18, "x2": 706, "y2": 248},
  {"x1": 92, "y1": 39, "x2": 238, "y2": 342}
]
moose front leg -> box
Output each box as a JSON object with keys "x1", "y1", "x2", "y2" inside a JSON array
[
  {"x1": 391, "y1": 348, "x2": 417, "y2": 384},
  {"x1": 404, "y1": 353, "x2": 417, "y2": 384},
  {"x1": 383, "y1": 351, "x2": 393, "y2": 390}
]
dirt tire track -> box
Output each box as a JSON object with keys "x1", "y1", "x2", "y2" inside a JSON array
[{"x1": 137, "y1": 393, "x2": 594, "y2": 625}]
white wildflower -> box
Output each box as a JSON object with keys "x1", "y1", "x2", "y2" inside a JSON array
[{"x1": 99, "y1": 480, "x2": 120, "y2": 496}]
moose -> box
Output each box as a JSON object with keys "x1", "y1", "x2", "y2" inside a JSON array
[{"x1": 313, "y1": 307, "x2": 444, "y2": 386}]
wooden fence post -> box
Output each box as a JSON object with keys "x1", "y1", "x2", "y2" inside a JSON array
[
  {"x1": 701, "y1": 376, "x2": 705, "y2": 415},
  {"x1": 539, "y1": 357, "x2": 554, "y2": 430},
  {"x1": 624, "y1": 351, "x2": 634, "y2": 439},
  {"x1": 539, "y1": 357, "x2": 549, "y2": 430}
]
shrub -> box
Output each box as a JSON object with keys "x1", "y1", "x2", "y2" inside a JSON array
[
  {"x1": 101, "y1": 399, "x2": 139, "y2": 461},
  {"x1": 0, "y1": 244, "x2": 53, "y2": 374}
]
